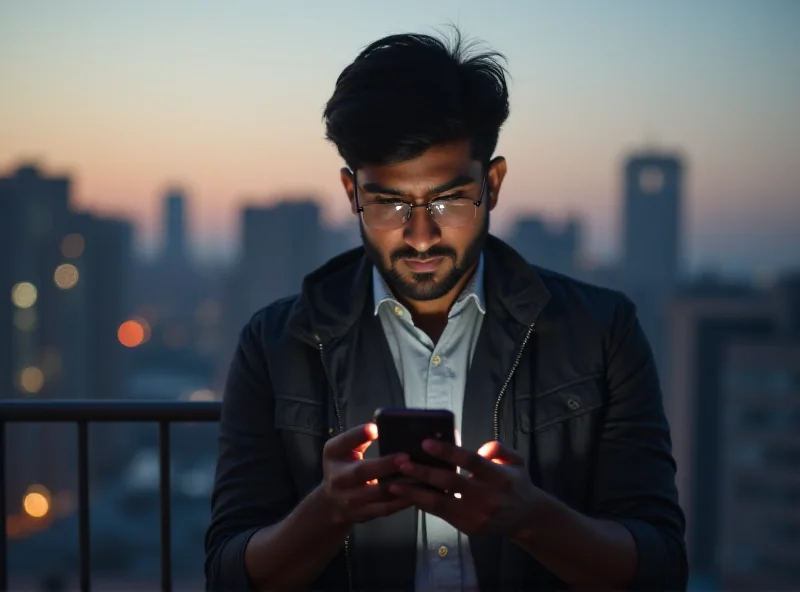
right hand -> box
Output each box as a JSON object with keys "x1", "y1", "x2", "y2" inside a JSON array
[{"x1": 322, "y1": 422, "x2": 412, "y2": 526}]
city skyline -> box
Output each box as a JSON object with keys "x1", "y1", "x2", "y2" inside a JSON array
[{"x1": 1, "y1": 0, "x2": 799, "y2": 274}]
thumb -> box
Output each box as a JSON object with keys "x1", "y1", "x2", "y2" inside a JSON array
[
  {"x1": 477, "y1": 440, "x2": 525, "y2": 466},
  {"x1": 325, "y1": 423, "x2": 377, "y2": 459}
]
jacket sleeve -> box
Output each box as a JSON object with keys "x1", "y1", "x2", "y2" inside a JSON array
[
  {"x1": 591, "y1": 295, "x2": 689, "y2": 591},
  {"x1": 204, "y1": 315, "x2": 297, "y2": 591}
]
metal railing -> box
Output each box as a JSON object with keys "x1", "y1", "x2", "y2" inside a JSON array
[{"x1": 0, "y1": 399, "x2": 222, "y2": 592}]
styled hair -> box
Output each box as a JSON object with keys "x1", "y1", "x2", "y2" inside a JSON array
[{"x1": 323, "y1": 27, "x2": 510, "y2": 170}]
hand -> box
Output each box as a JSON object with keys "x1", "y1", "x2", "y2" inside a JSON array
[
  {"x1": 388, "y1": 439, "x2": 540, "y2": 539},
  {"x1": 322, "y1": 423, "x2": 413, "y2": 526}
]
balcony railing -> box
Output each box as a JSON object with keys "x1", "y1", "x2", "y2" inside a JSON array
[{"x1": 0, "y1": 399, "x2": 222, "y2": 592}]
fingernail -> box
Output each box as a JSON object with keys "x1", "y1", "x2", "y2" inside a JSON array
[
  {"x1": 399, "y1": 463, "x2": 414, "y2": 473},
  {"x1": 394, "y1": 453, "x2": 409, "y2": 465}
]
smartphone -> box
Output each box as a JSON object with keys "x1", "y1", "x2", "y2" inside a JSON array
[{"x1": 373, "y1": 407, "x2": 456, "y2": 488}]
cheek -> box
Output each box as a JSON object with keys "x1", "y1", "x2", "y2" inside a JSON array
[
  {"x1": 365, "y1": 229, "x2": 399, "y2": 258},
  {"x1": 442, "y1": 229, "x2": 475, "y2": 253}
]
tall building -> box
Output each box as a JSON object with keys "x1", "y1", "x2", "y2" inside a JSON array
[
  {"x1": 504, "y1": 215, "x2": 582, "y2": 278},
  {"x1": 219, "y1": 200, "x2": 327, "y2": 387},
  {"x1": 162, "y1": 189, "x2": 188, "y2": 264},
  {"x1": 666, "y1": 276, "x2": 800, "y2": 586},
  {"x1": 717, "y1": 340, "x2": 800, "y2": 589},
  {"x1": 238, "y1": 199, "x2": 326, "y2": 317},
  {"x1": 0, "y1": 163, "x2": 133, "y2": 523},
  {"x1": 622, "y1": 151, "x2": 684, "y2": 293},
  {"x1": 620, "y1": 150, "x2": 686, "y2": 375},
  {"x1": 715, "y1": 275, "x2": 800, "y2": 589}
]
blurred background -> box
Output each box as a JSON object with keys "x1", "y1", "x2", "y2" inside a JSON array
[{"x1": 1, "y1": 0, "x2": 798, "y2": 590}]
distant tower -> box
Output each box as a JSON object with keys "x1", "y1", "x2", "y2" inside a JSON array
[
  {"x1": 622, "y1": 151, "x2": 684, "y2": 293},
  {"x1": 162, "y1": 189, "x2": 188, "y2": 262}
]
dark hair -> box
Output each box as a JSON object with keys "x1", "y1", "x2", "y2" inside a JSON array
[{"x1": 323, "y1": 27, "x2": 510, "y2": 170}]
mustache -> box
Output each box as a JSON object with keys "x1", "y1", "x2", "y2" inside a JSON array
[{"x1": 390, "y1": 246, "x2": 457, "y2": 264}]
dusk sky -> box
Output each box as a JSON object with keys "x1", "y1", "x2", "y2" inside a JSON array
[{"x1": 1, "y1": 0, "x2": 798, "y2": 274}]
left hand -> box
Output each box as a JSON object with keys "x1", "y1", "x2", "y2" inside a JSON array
[{"x1": 388, "y1": 439, "x2": 541, "y2": 538}]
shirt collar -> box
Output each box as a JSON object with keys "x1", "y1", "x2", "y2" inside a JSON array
[{"x1": 372, "y1": 252, "x2": 486, "y2": 318}]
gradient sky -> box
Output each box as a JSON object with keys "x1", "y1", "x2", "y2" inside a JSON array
[{"x1": 1, "y1": 0, "x2": 798, "y2": 273}]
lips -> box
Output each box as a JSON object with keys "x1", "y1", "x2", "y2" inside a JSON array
[{"x1": 402, "y1": 257, "x2": 445, "y2": 273}]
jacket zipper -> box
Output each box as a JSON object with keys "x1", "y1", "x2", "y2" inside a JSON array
[
  {"x1": 317, "y1": 338, "x2": 353, "y2": 592},
  {"x1": 492, "y1": 322, "x2": 536, "y2": 440}
]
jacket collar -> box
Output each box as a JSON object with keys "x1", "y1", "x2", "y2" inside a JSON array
[
  {"x1": 372, "y1": 252, "x2": 487, "y2": 318},
  {"x1": 286, "y1": 234, "x2": 551, "y2": 345}
]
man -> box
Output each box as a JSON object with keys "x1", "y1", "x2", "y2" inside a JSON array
[{"x1": 205, "y1": 29, "x2": 687, "y2": 591}]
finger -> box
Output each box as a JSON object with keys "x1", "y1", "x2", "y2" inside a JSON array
[
  {"x1": 324, "y1": 423, "x2": 377, "y2": 459},
  {"x1": 398, "y1": 462, "x2": 477, "y2": 497},
  {"x1": 340, "y1": 453, "x2": 408, "y2": 487},
  {"x1": 388, "y1": 483, "x2": 459, "y2": 522},
  {"x1": 477, "y1": 441, "x2": 525, "y2": 466},
  {"x1": 422, "y1": 439, "x2": 502, "y2": 483}
]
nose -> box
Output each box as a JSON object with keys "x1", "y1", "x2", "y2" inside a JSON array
[{"x1": 403, "y1": 205, "x2": 441, "y2": 253}]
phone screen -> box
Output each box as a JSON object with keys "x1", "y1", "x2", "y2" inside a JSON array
[{"x1": 374, "y1": 407, "x2": 456, "y2": 486}]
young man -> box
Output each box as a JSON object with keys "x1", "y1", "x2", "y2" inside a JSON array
[{"x1": 205, "y1": 30, "x2": 687, "y2": 591}]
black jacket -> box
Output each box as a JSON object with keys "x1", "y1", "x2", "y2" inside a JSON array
[{"x1": 205, "y1": 235, "x2": 688, "y2": 591}]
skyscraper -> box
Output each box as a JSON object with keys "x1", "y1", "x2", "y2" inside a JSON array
[
  {"x1": 622, "y1": 151, "x2": 684, "y2": 293},
  {"x1": 505, "y1": 215, "x2": 582, "y2": 278},
  {"x1": 162, "y1": 189, "x2": 188, "y2": 263},
  {"x1": 620, "y1": 150, "x2": 686, "y2": 373},
  {"x1": 0, "y1": 163, "x2": 133, "y2": 516},
  {"x1": 666, "y1": 283, "x2": 778, "y2": 582}
]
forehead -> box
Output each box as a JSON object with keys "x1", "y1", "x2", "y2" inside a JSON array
[{"x1": 357, "y1": 140, "x2": 480, "y2": 193}]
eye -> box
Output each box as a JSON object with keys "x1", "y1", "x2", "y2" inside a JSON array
[
  {"x1": 433, "y1": 193, "x2": 465, "y2": 202},
  {"x1": 374, "y1": 196, "x2": 405, "y2": 205}
]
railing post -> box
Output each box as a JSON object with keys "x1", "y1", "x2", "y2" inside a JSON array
[
  {"x1": 78, "y1": 420, "x2": 90, "y2": 592},
  {"x1": 159, "y1": 421, "x2": 172, "y2": 592},
  {"x1": 0, "y1": 400, "x2": 221, "y2": 590},
  {"x1": 0, "y1": 420, "x2": 6, "y2": 592}
]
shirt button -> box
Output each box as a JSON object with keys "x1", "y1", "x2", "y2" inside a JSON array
[
  {"x1": 438, "y1": 545, "x2": 448, "y2": 557},
  {"x1": 432, "y1": 355, "x2": 441, "y2": 366},
  {"x1": 393, "y1": 305, "x2": 403, "y2": 317}
]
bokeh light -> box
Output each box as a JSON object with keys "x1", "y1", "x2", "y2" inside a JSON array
[
  {"x1": 54, "y1": 263, "x2": 80, "y2": 289},
  {"x1": 19, "y1": 367, "x2": 44, "y2": 394},
  {"x1": 11, "y1": 282, "x2": 37, "y2": 308},
  {"x1": 118, "y1": 319, "x2": 149, "y2": 347},
  {"x1": 61, "y1": 233, "x2": 85, "y2": 258},
  {"x1": 23, "y1": 485, "x2": 51, "y2": 518}
]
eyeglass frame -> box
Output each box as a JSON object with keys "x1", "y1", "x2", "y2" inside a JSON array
[{"x1": 352, "y1": 166, "x2": 490, "y2": 229}]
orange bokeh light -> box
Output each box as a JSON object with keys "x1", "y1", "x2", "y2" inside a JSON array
[{"x1": 118, "y1": 320, "x2": 145, "y2": 348}]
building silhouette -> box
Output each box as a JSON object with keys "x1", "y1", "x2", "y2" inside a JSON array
[
  {"x1": 620, "y1": 150, "x2": 686, "y2": 375},
  {"x1": 666, "y1": 274, "x2": 800, "y2": 587},
  {"x1": 622, "y1": 151, "x2": 684, "y2": 293},
  {"x1": 162, "y1": 189, "x2": 188, "y2": 264},
  {"x1": 0, "y1": 163, "x2": 133, "y2": 521},
  {"x1": 715, "y1": 275, "x2": 800, "y2": 589},
  {"x1": 505, "y1": 215, "x2": 583, "y2": 278}
]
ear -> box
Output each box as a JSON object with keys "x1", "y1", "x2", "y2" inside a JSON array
[
  {"x1": 486, "y1": 156, "x2": 507, "y2": 212},
  {"x1": 340, "y1": 168, "x2": 358, "y2": 215}
]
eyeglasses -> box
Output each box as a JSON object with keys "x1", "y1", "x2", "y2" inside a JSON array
[{"x1": 355, "y1": 175, "x2": 488, "y2": 231}]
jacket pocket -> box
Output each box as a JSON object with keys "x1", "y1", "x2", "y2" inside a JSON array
[
  {"x1": 274, "y1": 392, "x2": 325, "y2": 437},
  {"x1": 516, "y1": 373, "x2": 605, "y2": 433}
]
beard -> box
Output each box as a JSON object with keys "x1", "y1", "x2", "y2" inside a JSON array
[{"x1": 361, "y1": 213, "x2": 489, "y2": 302}]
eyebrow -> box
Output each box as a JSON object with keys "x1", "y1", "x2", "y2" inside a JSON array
[{"x1": 361, "y1": 174, "x2": 477, "y2": 197}]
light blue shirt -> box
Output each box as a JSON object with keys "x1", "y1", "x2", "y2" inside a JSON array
[{"x1": 373, "y1": 254, "x2": 485, "y2": 592}]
